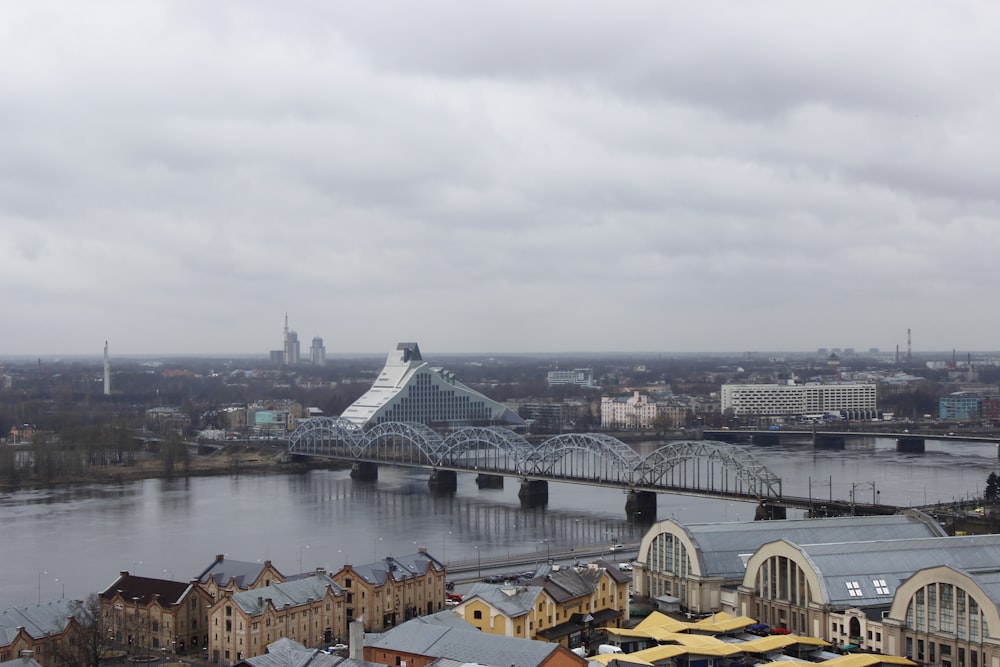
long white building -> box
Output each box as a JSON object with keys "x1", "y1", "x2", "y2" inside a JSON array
[
  {"x1": 721, "y1": 382, "x2": 877, "y2": 418},
  {"x1": 341, "y1": 342, "x2": 524, "y2": 428}
]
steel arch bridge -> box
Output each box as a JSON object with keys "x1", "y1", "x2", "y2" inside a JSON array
[{"x1": 288, "y1": 419, "x2": 782, "y2": 500}]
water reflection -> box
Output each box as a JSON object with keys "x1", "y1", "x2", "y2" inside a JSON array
[{"x1": 1, "y1": 436, "x2": 995, "y2": 607}]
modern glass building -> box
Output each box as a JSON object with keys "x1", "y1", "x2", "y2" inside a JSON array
[{"x1": 340, "y1": 342, "x2": 524, "y2": 428}]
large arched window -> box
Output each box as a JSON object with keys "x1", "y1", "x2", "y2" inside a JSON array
[
  {"x1": 754, "y1": 555, "x2": 811, "y2": 606},
  {"x1": 648, "y1": 532, "x2": 691, "y2": 577},
  {"x1": 905, "y1": 582, "x2": 987, "y2": 641}
]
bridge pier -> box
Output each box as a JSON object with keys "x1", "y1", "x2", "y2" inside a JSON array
[
  {"x1": 813, "y1": 434, "x2": 846, "y2": 449},
  {"x1": 350, "y1": 462, "x2": 379, "y2": 481},
  {"x1": 896, "y1": 436, "x2": 925, "y2": 453},
  {"x1": 518, "y1": 479, "x2": 548, "y2": 508},
  {"x1": 625, "y1": 490, "x2": 657, "y2": 521},
  {"x1": 475, "y1": 473, "x2": 504, "y2": 489},
  {"x1": 755, "y1": 500, "x2": 787, "y2": 521},
  {"x1": 428, "y1": 469, "x2": 457, "y2": 493}
]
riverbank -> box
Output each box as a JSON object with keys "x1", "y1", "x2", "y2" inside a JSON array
[{"x1": 0, "y1": 444, "x2": 348, "y2": 491}]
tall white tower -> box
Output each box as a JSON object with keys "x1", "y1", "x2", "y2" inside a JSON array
[{"x1": 103, "y1": 341, "x2": 111, "y2": 396}]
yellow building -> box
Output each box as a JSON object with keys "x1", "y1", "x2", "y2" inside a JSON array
[
  {"x1": 208, "y1": 571, "x2": 344, "y2": 664},
  {"x1": 454, "y1": 562, "x2": 630, "y2": 650},
  {"x1": 328, "y1": 551, "x2": 447, "y2": 632}
]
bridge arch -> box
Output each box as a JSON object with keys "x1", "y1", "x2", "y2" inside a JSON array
[
  {"x1": 525, "y1": 433, "x2": 644, "y2": 485},
  {"x1": 288, "y1": 417, "x2": 364, "y2": 458},
  {"x1": 361, "y1": 421, "x2": 444, "y2": 466},
  {"x1": 637, "y1": 440, "x2": 781, "y2": 499},
  {"x1": 439, "y1": 427, "x2": 532, "y2": 473}
]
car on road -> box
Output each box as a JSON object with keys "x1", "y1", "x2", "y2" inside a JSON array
[
  {"x1": 617, "y1": 562, "x2": 633, "y2": 571},
  {"x1": 610, "y1": 543, "x2": 625, "y2": 552},
  {"x1": 326, "y1": 644, "x2": 348, "y2": 653}
]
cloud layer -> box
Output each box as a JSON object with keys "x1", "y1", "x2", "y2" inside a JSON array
[{"x1": 3, "y1": 1, "x2": 999, "y2": 356}]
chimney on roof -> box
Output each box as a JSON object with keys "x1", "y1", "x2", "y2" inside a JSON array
[{"x1": 216, "y1": 554, "x2": 225, "y2": 562}]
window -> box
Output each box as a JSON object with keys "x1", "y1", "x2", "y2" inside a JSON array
[
  {"x1": 846, "y1": 581, "x2": 863, "y2": 597},
  {"x1": 873, "y1": 579, "x2": 891, "y2": 595},
  {"x1": 473, "y1": 610, "x2": 482, "y2": 620}
]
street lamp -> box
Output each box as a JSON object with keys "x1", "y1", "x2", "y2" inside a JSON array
[
  {"x1": 163, "y1": 569, "x2": 174, "y2": 581},
  {"x1": 475, "y1": 546, "x2": 481, "y2": 579},
  {"x1": 37, "y1": 571, "x2": 47, "y2": 604},
  {"x1": 133, "y1": 561, "x2": 143, "y2": 575},
  {"x1": 54, "y1": 577, "x2": 65, "y2": 598},
  {"x1": 299, "y1": 544, "x2": 310, "y2": 572}
]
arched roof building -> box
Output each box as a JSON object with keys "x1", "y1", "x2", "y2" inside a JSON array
[
  {"x1": 738, "y1": 532, "x2": 1000, "y2": 661},
  {"x1": 341, "y1": 342, "x2": 524, "y2": 428},
  {"x1": 634, "y1": 512, "x2": 945, "y2": 616}
]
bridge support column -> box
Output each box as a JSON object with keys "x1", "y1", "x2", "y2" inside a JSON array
[
  {"x1": 475, "y1": 473, "x2": 504, "y2": 489},
  {"x1": 350, "y1": 462, "x2": 378, "y2": 481},
  {"x1": 754, "y1": 500, "x2": 786, "y2": 521},
  {"x1": 813, "y1": 434, "x2": 846, "y2": 449},
  {"x1": 518, "y1": 479, "x2": 548, "y2": 508},
  {"x1": 625, "y1": 491, "x2": 657, "y2": 522},
  {"x1": 428, "y1": 469, "x2": 457, "y2": 493},
  {"x1": 896, "y1": 436, "x2": 925, "y2": 453}
]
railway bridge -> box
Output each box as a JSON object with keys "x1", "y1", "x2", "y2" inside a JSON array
[{"x1": 287, "y1": 419, "x2": 903, "y2": 519}]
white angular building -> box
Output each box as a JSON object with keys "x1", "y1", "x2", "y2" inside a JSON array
[{"x1": 340, "y1": 342, "x2": 524, "y2": 428}]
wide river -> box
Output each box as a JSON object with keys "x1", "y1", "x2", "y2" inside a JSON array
[{"x1": 2, "y1": 436, "x2": 996, "y2": 608}]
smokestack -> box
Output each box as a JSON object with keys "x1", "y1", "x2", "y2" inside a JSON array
[
  {"x1": 907, "y1": 328, "x2": 912, "y2": 363},
  {"x1": 103, "y1": 341, "x2": 111, "y2": 396}
]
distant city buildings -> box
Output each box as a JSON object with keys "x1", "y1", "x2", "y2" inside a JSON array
[
  {"x1": 340, "y1": 342, "x2": 524, "y2": 428},
  {"x1": 269, "y1": 315, "x2": 325, "y2": 367},
  {"x1": 546, "y1": 368, "x2": 595, "y2": 387},
  {"x1": 720, "y1": 382, "x2": 877, "y2": 419}
]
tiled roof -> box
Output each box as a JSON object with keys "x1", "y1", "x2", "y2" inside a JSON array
[{"x1": 98, "y1": 574, "x2": 192, "y2": 606}]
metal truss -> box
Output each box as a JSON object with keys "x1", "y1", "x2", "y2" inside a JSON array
[
  {"x1": 525, "y1": 433, "x2": 645, "y2": 485},
  {"x1": 439, "y1": 427, "x2": 533, "y2": 473},
  {"x1": 285, "y1": 420, "x2": 782, "y2": 499},
  {"x1": 637, "y1": 441, "x2": 782, "y2": 498}
]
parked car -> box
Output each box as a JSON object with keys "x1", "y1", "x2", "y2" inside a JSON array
[
  {"x1": 326, "y1": 644, "x2": 348, "y2": 653},
  {"x1": 617, "y1": 562, "x2": 633, "y2": 571}
]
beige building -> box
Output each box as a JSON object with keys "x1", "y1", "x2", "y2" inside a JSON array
[
  {"x1": 328, "y1": 551, "x2": 446, "y2": 632},
  {"x1": 634, "y1": 513, "x2": 944, "y2": 616},
  {"x1": 738, "y1": 533, "x2": 1000, "y2": 664},
  {"x1": 453, "y1": 562, "x2": 630, "y2": 649},
  {"x1": 208, "y1": 571, "x2": 344, "y2": 665}
]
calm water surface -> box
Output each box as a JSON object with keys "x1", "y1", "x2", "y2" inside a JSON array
[{"x1": 1, "y1": 437, "x2": 995, "y2": 607}]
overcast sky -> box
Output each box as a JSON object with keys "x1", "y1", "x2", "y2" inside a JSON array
[{"x1": 3, "y1": 2, "x2": 999, "y2": 357}]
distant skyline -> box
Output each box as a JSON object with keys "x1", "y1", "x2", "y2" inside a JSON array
[{"x1": 3, "y1": 2, "x2": 999, "y2": 356}]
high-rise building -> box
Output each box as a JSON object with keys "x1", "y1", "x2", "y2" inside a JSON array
[
  {"x1": 310, "y1": 337, "x2": 326, "y2": 366},
  {"x1": 341, "y1": 342, "x2": 524, "y2": 428},
  {"x1": 282, "y1": 314, "x2": 300, "y2": 366}
]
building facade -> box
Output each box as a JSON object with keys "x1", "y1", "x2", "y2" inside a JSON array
[
  {"x1": 454, "y1": 563, "x2": 629, "y2": 649},
  {"x1": 340, "y1": 343, "x2": 524, "y2": 428},
  {"x1": 99, "y1": 574, "x2": 215, "y2": 658},
  {"x1": 737, "y1": 533, "x2": 1000, "y2": 664},
  {"x1": 939, "y1": 393, "x2": 982, "y2": 421},
  {"x1": 633, "y1": 514, "x2": 945, "y2": 616},
  {"x1": 208, "y1": 572, "x2": 344, "y2": 665},
  {"x1": 547, "y1": 369, "x2": 595, "y2": 388},
  {"x1": 327, "y1": 551, "x2": 447, "y2": 633},
  {"x1": 721, "y1": 383, "x2": 877, "y2": 419}
]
